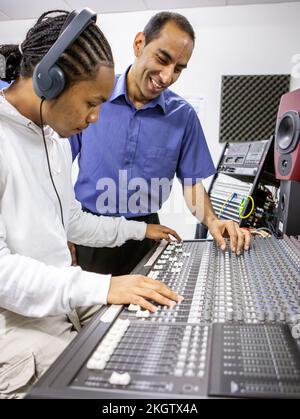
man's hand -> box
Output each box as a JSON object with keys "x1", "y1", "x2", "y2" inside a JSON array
[
  {"x1": 207, "y1": 219, "x2": 251, "y2": 255},
  {"x1": 146, "y1": 224, "x2": 181, "y2": 242},
  {"x1": 67, "y1": 241, "x2": 77, "y2": 266},
  {"x1": 107, "y1": 275, "x2": 184, "y2": 313}
]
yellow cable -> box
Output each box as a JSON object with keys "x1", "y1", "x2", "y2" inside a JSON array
[{"x1": 239, "y1": 195, "x2": 255, "y2": 219}]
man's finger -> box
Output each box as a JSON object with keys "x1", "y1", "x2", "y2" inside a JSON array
[
  {"x1": 131, "y1": 295, "x2": 157, "y2": 313},
  {"x1": 137, "y1": 288, "x2": 176, "y2": 308},
  {"x1": 235, "y1": 225, "x2": 245, "y2": 255},
  {"x1": 143, "y1": 277, "x2": 182, "y2": 302},
  {"x1": 160, "y1": 232, "x2": 171, "y2": 242},
  {"x1": 225, "y1": 221, "x2": 238, "y2": 252},
  {"x1": 211, "y1": 228, "x2": 227, "y2": 251},
  {"x1": 163, "y1": 227, "x2": 182, "y2": 242},
  {"x1": 243, "y1": 229, "x2": 251, "y2": 251}
]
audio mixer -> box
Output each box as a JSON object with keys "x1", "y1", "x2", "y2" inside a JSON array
[{"x1": 27, "y1": 236, "x2": 300, "y2": 399}]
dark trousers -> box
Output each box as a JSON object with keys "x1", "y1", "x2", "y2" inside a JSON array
[{"x1": 76, "y1": 213, "x2": 159, "y2": 276}]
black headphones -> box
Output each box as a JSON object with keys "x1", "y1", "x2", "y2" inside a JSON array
[{"x1": 33, "y1": 8, "x2": 97, "y2": 100}]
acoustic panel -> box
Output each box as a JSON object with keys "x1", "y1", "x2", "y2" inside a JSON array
[{"x1": 219, "y1": 74, "x2": 290, "y2": 143}]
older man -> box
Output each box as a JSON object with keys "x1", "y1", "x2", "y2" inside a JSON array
[{"x1": 70, "y1": 11, "x2": 251, "y2": 276}]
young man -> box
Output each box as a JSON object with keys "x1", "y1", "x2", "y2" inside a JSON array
[
  {"x1": 70, "y1": 12, "x2": 251, "y2": 276},
  {"x1": 0, "y1": 10, "x2": 181, "y2": 398}
]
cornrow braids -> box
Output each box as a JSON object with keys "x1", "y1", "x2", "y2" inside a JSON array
[{"x1": 0, "y1": 10, "x2": 114, "y2": 89}]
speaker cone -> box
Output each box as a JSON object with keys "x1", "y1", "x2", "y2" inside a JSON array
[{"x1": 276, "y1": 111, "x2": 300, "y2": 153}]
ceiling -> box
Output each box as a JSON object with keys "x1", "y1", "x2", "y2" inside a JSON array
[{"x1": 0, "y1": 0, "x2": 299, "y2": 20}]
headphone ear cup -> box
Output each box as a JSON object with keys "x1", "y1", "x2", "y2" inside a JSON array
[
  {"x1": 33, "y1": 64, "x2": 66, "y2": 100},
  {"x1": 45, "y1": 65, "x2": 66, "y2": 100}
]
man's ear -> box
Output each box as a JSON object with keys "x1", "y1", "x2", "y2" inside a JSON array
[{"x1": 133, "y1": 32, "x2": 145, "y2": 57}]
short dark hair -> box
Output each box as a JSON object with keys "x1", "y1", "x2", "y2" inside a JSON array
[
  {"x1": 0, "y1": 10, "x2": 114, "y2": 89},
  {"x1": 143, "y1": 12, "x2": 195, "y2": 46}
]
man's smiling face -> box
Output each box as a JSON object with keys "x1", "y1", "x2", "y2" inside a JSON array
[{"x1": 132, "y1": 21, "x2": 194, "y2": 102}]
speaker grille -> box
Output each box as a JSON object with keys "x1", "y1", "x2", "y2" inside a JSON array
[{"x1": 219, "y1": 75, "x2": 290, "y2": 143}]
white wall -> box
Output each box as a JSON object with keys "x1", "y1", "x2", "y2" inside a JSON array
[{"x1": 1, "y1": 2, "x2": 300, "y2": 238}]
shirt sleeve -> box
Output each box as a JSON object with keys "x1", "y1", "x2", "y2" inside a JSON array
[
  {"x1": 67, "y1": 197, "x2": 147, "y2": 247},
  {"x1": 0, "y1": 148, "x2": 111, "y2": 318},
  {"x1": 69, "y1": 133, "x2": 82, "y2": 161},
  {"x1": 176, "y1": 105, "x2": 216, "y2": 185}
]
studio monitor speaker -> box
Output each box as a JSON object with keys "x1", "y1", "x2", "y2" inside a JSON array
[{"x1": 275, "y1": 89, "x2": 300, "y2": 180}]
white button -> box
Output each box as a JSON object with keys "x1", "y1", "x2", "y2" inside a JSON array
[
  {"x1": 109, "y1": 372, "x2": 131, "y2": 386},
  {"x1": 136, "y1": 309, "x2": 150, "y2": 318},
  {"x1": 128, "y1": 304, "x2": 141, "y2": 312}
]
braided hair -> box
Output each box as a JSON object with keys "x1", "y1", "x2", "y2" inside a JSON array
[{"x1": 0, "y1": 10, "x2": 114, "y2": 90}]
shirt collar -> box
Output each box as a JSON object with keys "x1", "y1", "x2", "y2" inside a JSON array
[
  {"x1": 109, "y1": 66, "x2": 166, "y2": 114},
  {"x1": 0, "y1": 94, "x2": 56, "y2": 140}
]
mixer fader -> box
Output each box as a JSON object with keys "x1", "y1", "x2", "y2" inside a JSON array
[
  {"x1": 27, "y1": 236, "x2": 300, "y2": 399},
  {"x1": 123, "y1": 237, "x2": 300, "y2": 325}
]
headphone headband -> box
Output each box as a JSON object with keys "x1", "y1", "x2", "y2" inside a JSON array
[{"x1": 33, "y1": 8, "x2": 97, "y2": 99}]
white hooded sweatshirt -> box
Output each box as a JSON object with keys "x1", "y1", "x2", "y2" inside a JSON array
[{"x1": 0, "y1": 93, "x2": 147, "y2": 318}]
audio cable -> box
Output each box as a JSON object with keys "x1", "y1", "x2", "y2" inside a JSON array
[
  {"x1": 218, "y1": 192, "x2": 255, "y2": 221},
  {"x1": 40, "y1": 99, "x2": 65, "y2": 228},
  {"x1": 239, "y1": 195, "x2": 255, "y2": 219},
  {"x1": 217, "y1": 192, "x2": 238, "y2": 219}
]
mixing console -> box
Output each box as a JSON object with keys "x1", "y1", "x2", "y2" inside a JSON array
[
  {"x1": 27, "y1": 236, "x2": 300, "y2": 399},
  {"x1": 123, "y1": 237, "x2": 300, "y2": 325},
  {"x1": 210, "y1": 324, "x2": 300, "y2": 399}
]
